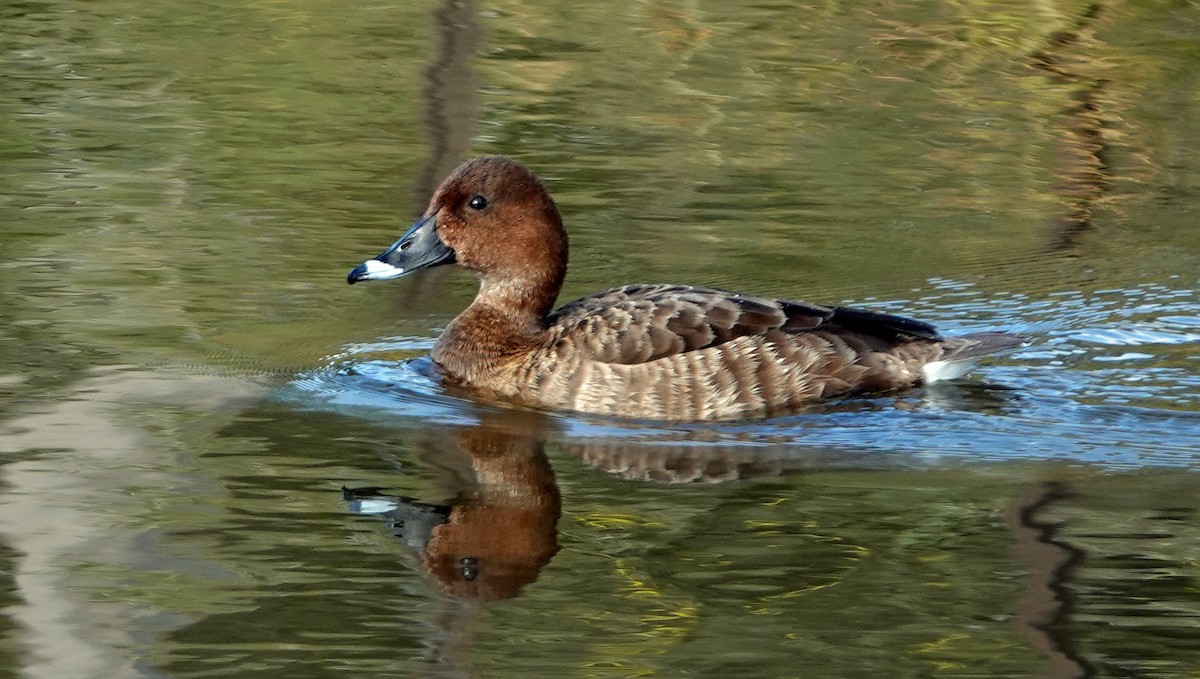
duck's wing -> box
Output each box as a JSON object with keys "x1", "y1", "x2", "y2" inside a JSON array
[{"x1": 545, "y1": 284, "x2": 942, "y2": 365}]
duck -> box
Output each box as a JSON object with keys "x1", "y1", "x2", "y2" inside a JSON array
[{"x1": 347, "y1": 156, "x2": 1025, "y2": 421}]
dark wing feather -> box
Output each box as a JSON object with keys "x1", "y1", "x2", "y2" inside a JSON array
[
  {"x1": 825, "y1": 306, "x2": 943, "y2": 342},
  {"x1": 547, "y1": 284, "x2": 938, "y2": 366}
]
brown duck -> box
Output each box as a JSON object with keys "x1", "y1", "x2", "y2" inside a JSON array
[{"x1": 348, "y1": 157, "x2": 1025, "y2": 421}]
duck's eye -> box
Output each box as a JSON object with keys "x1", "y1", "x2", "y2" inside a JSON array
[{"x1": 467, "y1": 195, "x2": 489, "y2": 210}]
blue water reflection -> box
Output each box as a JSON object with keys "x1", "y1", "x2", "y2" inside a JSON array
[{"x1": 284, "y1": 278, "x2": 1199, "y2": 470}]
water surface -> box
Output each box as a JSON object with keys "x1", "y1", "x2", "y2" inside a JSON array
[{"x1": 1, "y1": 1, "x2": 1198, "y2": 677}]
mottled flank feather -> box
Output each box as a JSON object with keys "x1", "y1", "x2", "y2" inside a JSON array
[{"x1": 447, "y1": 283, "x2": 1024, "y2": 420}]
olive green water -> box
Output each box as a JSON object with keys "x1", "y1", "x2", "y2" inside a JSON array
[{"x1": 2, "y1": 1, "x2": 1199, "y2": 677}]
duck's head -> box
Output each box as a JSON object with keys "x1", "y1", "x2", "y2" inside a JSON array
[{"x1": 348, "y1": 157, "x2": 568, "y2": 299}]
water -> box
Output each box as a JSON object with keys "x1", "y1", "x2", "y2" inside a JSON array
[{"x1": 2, "y1": 1, "x2": 1199, "y2": 677}]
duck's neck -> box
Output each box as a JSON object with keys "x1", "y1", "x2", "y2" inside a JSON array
[
  {"x1": 475, "y1": 269, "x2": 562, "y2": 321},
  {"x1": 432, "y1": 271, "x2": 562, "y2": 381}
]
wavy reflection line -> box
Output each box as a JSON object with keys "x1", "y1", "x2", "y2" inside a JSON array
[
  {"x1": 396, "y1": 0, "x2": 482, "y2": 314},
  {"x1": 416, "y1": 0, "x2": 481, "y2": 208},
  {"x1": 1006, "y1": 481, "x2": 1093, "y2": 679},
  {"x1": 1027, "y1": 3, "x2": 1113, "y2": 252}
]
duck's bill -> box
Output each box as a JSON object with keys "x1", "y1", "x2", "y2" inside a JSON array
[{"x1": 347, "y1": 214, "x2": 456, "y2": 284}]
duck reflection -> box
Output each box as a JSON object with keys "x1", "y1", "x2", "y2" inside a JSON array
[
  {"x1": 343, "y1": 408, "x2": 914, "y2": 604},
  {"x1": 342, "y1": 406, "x2": 1084, "y2": 676},
  {"x1": 345, "y1": 415, "x2": 560, "y2": 602},
  {"x1": 569, "y1": 439, "x2": 880, "y2": 484}
]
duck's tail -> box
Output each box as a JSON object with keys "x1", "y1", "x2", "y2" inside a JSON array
[{"x1": 923, "y1": 332, "x2": 1028, "y2": 383}]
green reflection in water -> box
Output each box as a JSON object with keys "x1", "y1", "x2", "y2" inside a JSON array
[{"x1": 1, "y1": 0, "x2": 1199, "y2": 677}]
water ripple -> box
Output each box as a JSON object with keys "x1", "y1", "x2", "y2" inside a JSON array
[{"x1": 283, "y1": 280, "x2": 1200, "y2": 469}]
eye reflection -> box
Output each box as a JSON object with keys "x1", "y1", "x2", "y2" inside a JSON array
[{"x1": 459, "y1": 557, "x2": 479, "y2": 582}]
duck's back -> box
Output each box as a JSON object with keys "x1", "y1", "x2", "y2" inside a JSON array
[{"x1": 507, "y1": 284, "x2": 970, "y2": 420}]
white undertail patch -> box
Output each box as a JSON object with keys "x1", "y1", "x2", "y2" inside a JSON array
[{"x1": 921, "y1": 358, "x2": 978, "y2": 383}]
